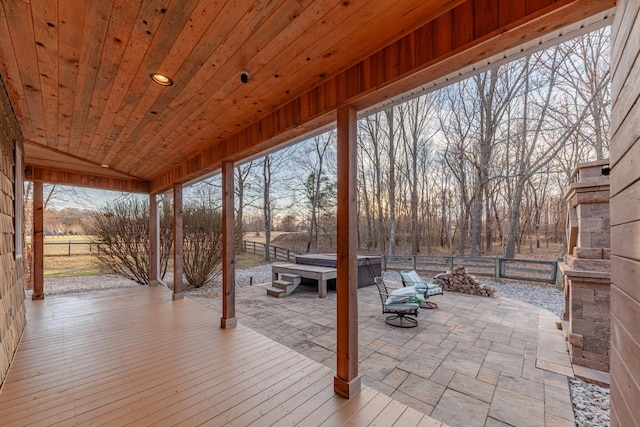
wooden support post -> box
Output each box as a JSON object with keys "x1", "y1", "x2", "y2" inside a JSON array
[
  {"x1": 221, "y1": 161, "x2": 237, "y2": 329},
  {"x1": 334, "y1": 105, "x2": 360, "y2": 398},
  {"x1": 149, "y1": 193, "x2": 160, "y2": 286},
  {"x1": 32, "y1": 181, "x2": 44, "y2": 300},
  {"x1": 173, "y1": 184, "x2": 184, "y2": 299}
]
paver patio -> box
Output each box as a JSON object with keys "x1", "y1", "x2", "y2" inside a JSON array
[{"x1": 190, "y1": 281, "x2": 576, "y2": 427}]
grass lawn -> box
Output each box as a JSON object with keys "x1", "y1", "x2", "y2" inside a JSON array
[
  {"x1": 44, "y1": 255, "x2": 103, "y2": 277},
  {"x1": 242, "y1": 231, "x2": 293, "y2": 244},
  {"x1": 39, "y1": 239, "x2": 268, "y2": 278}
]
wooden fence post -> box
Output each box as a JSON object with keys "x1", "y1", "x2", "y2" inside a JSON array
[{"x1": 495, "y1": 258, "x2": 501, "y2": 282}]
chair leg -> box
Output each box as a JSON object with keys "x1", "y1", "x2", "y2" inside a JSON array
[
  {"x1": 421, "y1": 300, "x2": 438, "y2": 309},
  {"x1": 385, "y1": 313, "x2": 418, "y2": 328}
]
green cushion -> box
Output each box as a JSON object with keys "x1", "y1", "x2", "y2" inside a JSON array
[
  {"x1": 386, "y1": 286, "x2": 417, "y2": 303},
  {"x1": 401, "y1": 271, "x2": 442, "y2": 297},
  {"x1": 383, "y1": 301, "x2": 420, "y2": 312}
]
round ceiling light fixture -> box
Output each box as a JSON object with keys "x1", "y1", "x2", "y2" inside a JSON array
[{"x1": 150, "y1": 73, "x2": 173, "y2": 86}]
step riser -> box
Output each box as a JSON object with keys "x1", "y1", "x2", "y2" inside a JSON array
[
  {"x1": 280, "y1": 274, "x2": 301, "y2": 286},
  {"x1": 266, "y1": 287, "x2": 286, "y2": 297},
  {"x1": 267, "y1": 275, "x2": 301, "y2": 297}
]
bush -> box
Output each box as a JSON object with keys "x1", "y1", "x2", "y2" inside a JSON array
[
  {"x1": 183, "y1": 204, "x2": 223, "y2": 288},
  {"x1": 89, "y1": 198, "x2": 172, "y2": 284}
]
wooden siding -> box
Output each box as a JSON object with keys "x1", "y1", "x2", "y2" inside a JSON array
[
  {"x1": 0, "y1": 286, "x2": 440, "y2": 426},
  {"x1": 0, "y1": 75, "x2": 26, "y2": 386},
  {"x1": 610, "y1": 0, "x2": 640, "y2": 425}
]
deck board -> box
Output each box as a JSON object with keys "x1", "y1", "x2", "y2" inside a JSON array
[{"x1": 0, "y1": 286, "x2": 439, "y2": 426}]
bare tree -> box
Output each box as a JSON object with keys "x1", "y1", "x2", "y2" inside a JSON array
[
  {"x1": 503, "y1": 46, "x2": 609, "y2": 258},
  {"x1": 297, "y1": 133, "x2": 336, "y2": 252},
  {"x1": 234, "y1": 161, "x2": 253, "y2": 250},
  {"x1": 398, "y1": 95, "x2": 435, "y2": 254},
  {"x1": 358, "y1": 112, "x2": 387, "y2": 252},
  {"x1": 384, "y1": 107, "x2": 398, "y2": 255},
  {"x1": 558, "y1": 27, "x2": 610, "y2": 160}
]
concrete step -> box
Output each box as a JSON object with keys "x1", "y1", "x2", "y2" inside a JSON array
[
  {"x1": 280, "y1": 274, "x2": 301, "y2": 286},
  {"x1": 273, "y1": 279, "x2": 294, "y2": 290},
  {"x1": 266, "y1": 286, "x2": 286, "y2": 297}
]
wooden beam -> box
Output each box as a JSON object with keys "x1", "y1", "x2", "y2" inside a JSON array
[
  {"x1": 25, "y1": 165, "x2": 150, "y2": 193},
  {"x1": 172, "y1": 183, "x2": 183, "y2": 300},
  {"x1": 149, "y1": 193, "x2": 159, "y2": 286},
  {"x1": 149, "y1": 0, "x2": 615, "y2": 193},
  {"x1": 221, "y1": 160, "x2": 237, "y2": 329},
  {"x1": 32, "y1": 180, "x2": 44, "y2": 300},
  {"x1": 334, "y1": 105, "x2": 360, "y2": 398}
]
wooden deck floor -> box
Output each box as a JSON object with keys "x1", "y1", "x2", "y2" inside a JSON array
[{"x1": 0, "y1": 286, "x2": 441, "y2": 426}]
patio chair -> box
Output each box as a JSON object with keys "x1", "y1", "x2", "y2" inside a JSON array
[
  {"x1": 399, "y1": 270, "x2": 443, "y2": 309},
  {"x1": 373, "y1": 277, "x2": 420, "y2": 328}
]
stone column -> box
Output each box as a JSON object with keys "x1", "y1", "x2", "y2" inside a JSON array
[{"x1": 559, "y1": 159, "x2": 610, "y2": 373}]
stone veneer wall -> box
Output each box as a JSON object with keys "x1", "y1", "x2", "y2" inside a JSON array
[
  {"x1": 561, "y1": 159, "x2": 611, "y2": 372},
  {"x1": 610, "y1": 0, "x2": 640, "y2": 425},
  {"x1": 0, "y1": 75, "x2": 26, "y2": 386}
]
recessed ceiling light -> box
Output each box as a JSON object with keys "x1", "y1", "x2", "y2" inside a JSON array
[
  {"x1": 100, "y1": 164, "x2": 110, "y2": 168},
  {"x1": 150, "y1": 73, "x2": 173, "y2": 86}
]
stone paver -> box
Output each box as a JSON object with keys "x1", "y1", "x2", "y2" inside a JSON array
[
  {"x1": 189, "y1": 281, "x2": 576, "y2": 426},
  {"x1": 431, "y1": 389, "x2": 490, "y2": 427}
]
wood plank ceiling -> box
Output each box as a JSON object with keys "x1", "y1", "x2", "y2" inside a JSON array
[{"x1": 0, "y1": 0, "x2": 615, "y2": 193}]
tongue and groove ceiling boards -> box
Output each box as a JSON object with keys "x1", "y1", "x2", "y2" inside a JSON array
[{"x1": 0, "y1": 0, "x2": 615, "y2": 193}]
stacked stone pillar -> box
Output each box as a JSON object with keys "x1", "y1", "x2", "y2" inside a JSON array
[{"x1": 559, "y1": 159, "x2": 610, "y2": 372}]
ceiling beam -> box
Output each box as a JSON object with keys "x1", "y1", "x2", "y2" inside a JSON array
[
  {"x1": 150, "y1": 0, "x2": 616, "y2": 193},
  {"x1": 26, "y1": 165, "x2": 150, "y2": 193}
]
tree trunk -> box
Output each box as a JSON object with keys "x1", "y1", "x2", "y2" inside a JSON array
[
  {"x1": 263, "y1": 155, "x2": 272, "y2": 261},
  {"x1": 385, "y1": 107, "x2": 397, "y2": 255},
  {"x1": 484, "y1": 190, "x2": 493, "y2": 254},
  {"x1": 505, "y1": 177, "x2": 525, "y2": 258}
]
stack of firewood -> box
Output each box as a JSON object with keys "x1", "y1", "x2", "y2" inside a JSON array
[{"x1": 433, "y1": 266, "x2": 495, "y2": 297}]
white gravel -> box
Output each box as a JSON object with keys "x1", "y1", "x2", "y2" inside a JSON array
[
  {"x1": 28, "y1": 266, "x2": 608, "y2": 424},
  {"x1": 571, "y1": 378, "x2": 610, "y2": 426}
]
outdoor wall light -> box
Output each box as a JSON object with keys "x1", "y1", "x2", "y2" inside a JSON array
[
  {"x1": 240, "y1": 71, "x2": 249, "y2": 84},
  {"x1": 150, "y1": 73, "x2": 173, "y2": 86}
]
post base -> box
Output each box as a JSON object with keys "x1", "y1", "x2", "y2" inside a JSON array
[
  {"x1": 221, "y1": 317, "x2": 237, "y2": 329},
  {"x1": 31, "y1": 293, "x2": 44, "y2": 300},
  {"x1": 172, "y1": 292, "x2": 184, "y2": 300},
  {"x1": 334, "y1": 375, "x2": 361, "y2": 399}
]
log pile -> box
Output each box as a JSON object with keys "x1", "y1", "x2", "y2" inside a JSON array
[{"x1": 433, "y1": 266, "x2": 495, "y2": 297}]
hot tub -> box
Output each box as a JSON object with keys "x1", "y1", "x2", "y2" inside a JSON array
[{"x1": 294, "y1": 254, "x2": 382, "y2": 288}]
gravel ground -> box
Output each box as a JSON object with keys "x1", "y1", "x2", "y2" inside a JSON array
[
  {"x1": 30, "y1": 266, "x2": 608, "y2": 425},
  {"x1": 570, "y1": 378, "x2": 610, "y2": 426},
  {"x1": 25, "y1": 274, "x2": 139, "y2": 299}
]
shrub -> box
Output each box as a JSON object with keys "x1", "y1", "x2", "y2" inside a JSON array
[
  {"x1": 89, "y1": 198, "x2": 172, "y2": 284},
  {"x1": 183, "y1": 204, "x2": 223, "y2": 288}
]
